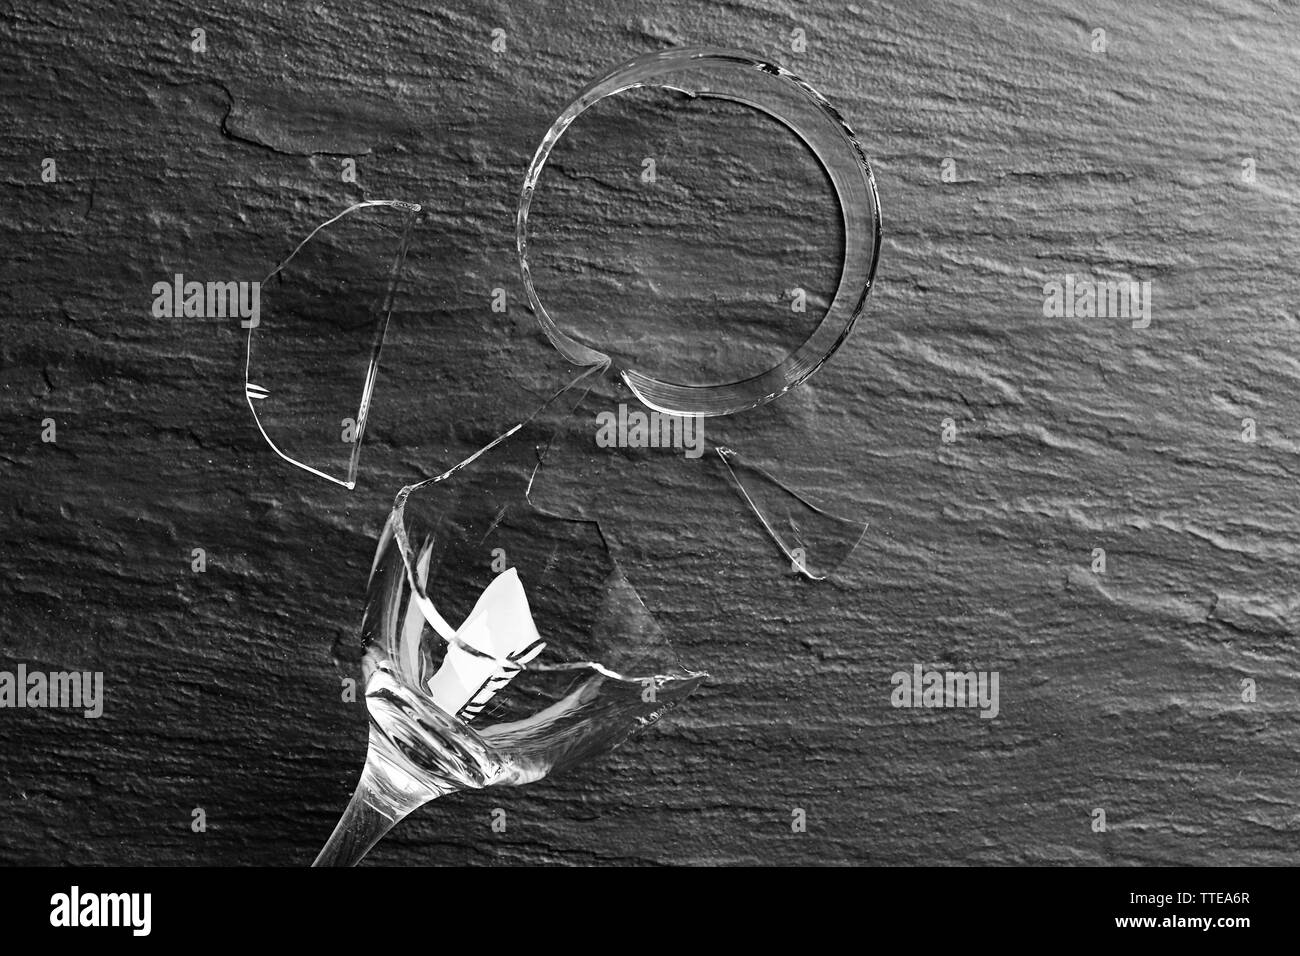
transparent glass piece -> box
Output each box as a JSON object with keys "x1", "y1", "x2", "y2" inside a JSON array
[
  {"x1": 517, "y1": 47, "x2": 881, "y2": 417},
  {"x1": 245, "y1": 199, "x2": 420, "y2": 489},
  {"x1": 715, "y1": 446, "x2": 867, "y2": 580},
  {"x1": 520, "y1": 383, "x2": 869, "y2": 581},
  {"x1": 315, "y1": 367, "x2": 703, "y2": 867}
]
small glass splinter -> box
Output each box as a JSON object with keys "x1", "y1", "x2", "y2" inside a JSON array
[
  {"x1": 315, "y1": 369, "x2": 704, "y2": 867},
  {"x1": 245, "y1": 199, "x2": 420, "y2": 489}
]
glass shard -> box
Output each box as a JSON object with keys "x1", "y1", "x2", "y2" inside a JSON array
[
  {"x1": 245, "y1": 199, "x2": 420, "y2": 489},
  {"x1": 504, "y1": 377, "x2": 869, "y2": 581},
  {"x1": 715, "y1": 445, "x2": 867, "y2": 580}
]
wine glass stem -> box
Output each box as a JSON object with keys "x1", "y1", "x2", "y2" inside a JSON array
[{"x1": 313, "y1": 774, "x2": 426, "y2": 867}]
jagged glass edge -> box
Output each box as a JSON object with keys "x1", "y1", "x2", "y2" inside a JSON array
[
  {"x1": 314, "y1": 365, "x2": 709, "y2": 866},
  {"x1": 244, "y1": 199, "x2": 421, "y2": 489},
  {"x1": 714, "y1": 444, "x2": 868, "y2": 580},
  {"x1": 380, "y1": 360, "x2": 702, "y2": 681}
]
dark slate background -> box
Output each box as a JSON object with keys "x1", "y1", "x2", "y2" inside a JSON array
[{"x1": 2, "y1": 0, "x2": 1298, "y2": 865}]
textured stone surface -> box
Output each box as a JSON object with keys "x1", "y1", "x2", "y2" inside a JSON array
[{"x1": 1, "y1": 0, "x2": 1298, "y2": 865}]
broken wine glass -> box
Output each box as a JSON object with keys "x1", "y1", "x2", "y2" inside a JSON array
[{"x1": 315, "y1": 368, "x2": 705, "y2": 866}]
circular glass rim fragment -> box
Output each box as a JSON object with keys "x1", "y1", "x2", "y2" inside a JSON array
[{"x1": 516, "y1": 46, "x2": 883, "y2": 418}]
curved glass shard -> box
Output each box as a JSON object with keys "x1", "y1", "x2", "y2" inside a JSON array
[
  {"x1": 245, "y1": 199, "x2": 420, "y2": 489},
  {"x1": 512, "y1": 381, "x2": 869, "y2": 581},
  {"x1": 714, "y1": 445, "x2": 867, "y2": 580},
  {"x1": 316, "y1": 368, "x2": 704, "y2": 867}
]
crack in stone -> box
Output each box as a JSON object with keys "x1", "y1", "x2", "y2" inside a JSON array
[{"x1": 209, "y1": 79, "x2": 361, "y2": 159}]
